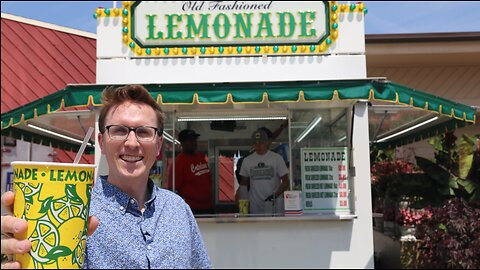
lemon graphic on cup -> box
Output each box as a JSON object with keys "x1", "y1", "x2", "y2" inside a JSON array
[
  {"x1": 76, "y1": 184, "x2": 92, "y2": 220},
  {"x1": 17, "y1": 182, "x2": 42, "y2": 197},
  {"x1": 27, "y1": 217, "x2": 60, "y2": 264},
  {"x1": 15, "y1": 184, "x2": 88, "y2": 268},
  {"x1": 13, "y1": 183, "x2": 26, "y2": 219},
  {"x1": 73, "y1": 236, "x2": 87, "y2": 267},
  {"x1": 14, "y1": 183, "x2": 48, "y2": 221},
  {"x1": 25, "y1": 216, "x2": 85, "y2": 268},
  {"x1": 56, "y1": 218, "x2": 87, "y2": 268},
  {"x1": 49, "y1": 196, "x2": 84, "y2": 225},
  {"x1": 25, "y1": 193, "x2": 50, "y2": 220},
  {"x1": 48, "y1": 184, "x2": 85, "y2": 225}
]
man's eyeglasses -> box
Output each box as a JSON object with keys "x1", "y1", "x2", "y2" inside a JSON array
[{"x1": 105, "y1": 125, "x2": 162, "y2": 142}]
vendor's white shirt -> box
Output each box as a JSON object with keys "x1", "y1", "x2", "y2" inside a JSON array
[{"x1": 239, "y1": 150, "x2": 289, "y2": 214}]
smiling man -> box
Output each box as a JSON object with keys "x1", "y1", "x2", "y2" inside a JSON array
[{"x1": 1, "y1": 85, "x2": 212, "y2": 269}]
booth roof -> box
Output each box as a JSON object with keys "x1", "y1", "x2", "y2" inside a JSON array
[{"x1": 1, "y1": 79, "x2": 477, "y2": 151}]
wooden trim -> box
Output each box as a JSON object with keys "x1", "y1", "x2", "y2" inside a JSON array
[{"x1": 366, "y1": 32, "x2": 480, "y2": 44}]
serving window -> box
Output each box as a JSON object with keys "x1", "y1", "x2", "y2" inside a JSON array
[{"x1": 153, "y1": 100, "x2": 353, "y2": 216}]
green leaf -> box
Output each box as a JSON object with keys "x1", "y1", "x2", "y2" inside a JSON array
[
  {"x1": 458, "y1": 134, "x2": 478, "y2": 178},
  {"x1": 459, "y1": 156, "x2": 473, "y2": 179},
  {"x1": 45, "y1": 246, "x2": 72, "y2": 260},
  {"x1": 438, "y1": 223, "x2": 447, "y2": 231},
  {"x1": 461, "y1": 134, "x2": 475, "y2": 146},
  {"x1": 457, "y1": 178, "x2": 478, "y2": 194},
  {"x1": 65, "y1": 184, "x2": 83, "y2": 204},
  {"x1": 24, "y1": 195, "x2": 33, "y2": 204},
  {"x1": 438, "y1": 186, "x2": 452, "y2": 196},
  {"x1": 71, "y1": 245, "x2": 84, "y2": 265},
  {"x1": 416, "y1": 157, "x2": 451, "y2": 186},
  {"x1": 72, "y1": 251, "x2": 78, "y2": 264},
  {"x1": 470, "y1": 189, "x2": 480, "y2": 203},
  {"x1": 39, "y1": 196, "x2": 53, "y2": 214},
  {"x1": 449, "y1": 177, "x2": 459, "y2": 189},
  {"x1": 428, "y1": 137, "x2": 443, "y2": 152},
  {"x1": 86, "y1": 184, "x2": 92, "y2": 201}
]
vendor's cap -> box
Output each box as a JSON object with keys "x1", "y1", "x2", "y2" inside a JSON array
[
  {"x1": 252, "y1": 129, "x2": 270, "y2": 143},
  {"x1": 178, "y1": 129, "x2": 200, "y2": 142},
  {"x1": 259, "y1": 127, "x2": 273, "y2": 139}
]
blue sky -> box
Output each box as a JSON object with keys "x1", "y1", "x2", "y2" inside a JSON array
[{"x1": 1, "y1": 1, "x2": 480, "y2": 34}]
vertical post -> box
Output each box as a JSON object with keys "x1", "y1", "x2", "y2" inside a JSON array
[
  {"x1": 288, "y1": 111, "x2": 293, "y2": 191},
  {"x1": 351, "y1": 101, "x2": 373, "y2": 215},
  {"x1": 95, "y1": 110, "x2": 108, "y2": 181},
  {"x1": 29, "y1": 142, "x2": 32, "y2": 161},
  {"x1": 351, "y1": 101, "x2": 374, "y2": 268},
  {"x1": 172, "y1": 110, "x2": 176, "y2": 191}
]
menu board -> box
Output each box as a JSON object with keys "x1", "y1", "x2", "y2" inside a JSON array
[{"x1": 301, "y1": 147, "x2": 350, "y2": 214}]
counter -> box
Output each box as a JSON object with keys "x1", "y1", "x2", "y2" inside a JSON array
[{"x1": 195, "y1": 213, "x2": 358, "y2": 223}]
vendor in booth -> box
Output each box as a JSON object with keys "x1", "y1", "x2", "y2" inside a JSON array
[
  {"x1": 239, "y1": 128, "x2": 290, "y2": 215},
  {"x1": 167, "y1": 129, "x2": 213, "y2": 214}
]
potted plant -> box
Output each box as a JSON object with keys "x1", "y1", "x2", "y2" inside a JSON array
[
  {"x1": 371, "y1": 156, "x2": 419, "y2": 237},
  {"x1": 396, "y1": 208, "x2": 423, "y2": 240}
]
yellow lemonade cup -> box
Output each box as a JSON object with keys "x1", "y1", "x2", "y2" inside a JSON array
[
  {"x1": 239, "y1": 199, "x2": 249, "y2": 215},
  {"x1": 12, "y1": 161, "x2": 95, "y2": 269}
]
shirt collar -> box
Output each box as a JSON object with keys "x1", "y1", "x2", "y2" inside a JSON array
[{"x1": 99, "y1": 175, "x2": 157, "y2": 215}]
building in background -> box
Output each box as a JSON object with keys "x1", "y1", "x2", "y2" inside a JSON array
[
  {"x1": 366, "y1": 32, "x2": 480, "y2": 160},
  {"x1": 1, "y1": 13, "x2": 95, "y2": 201}
]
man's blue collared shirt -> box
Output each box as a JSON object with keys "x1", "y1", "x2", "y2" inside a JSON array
[{"x1": 84, "y1": 176, "x2": 212, "y2": 269}]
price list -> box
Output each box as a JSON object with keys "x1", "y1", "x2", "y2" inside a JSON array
[{"x1": 301, "y1": 147, "x2": 350, "y2": 213}]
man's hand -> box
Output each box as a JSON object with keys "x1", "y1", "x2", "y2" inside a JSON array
[
  {"x1": 1, "y1": 191, "x2": 31, "y2": 269},
  {"x1": 264, "y1": 194, "x2": 275, "y2": 201},
  {"x1": 87, "y1": 216, "x2": 100, "y2": 237}
]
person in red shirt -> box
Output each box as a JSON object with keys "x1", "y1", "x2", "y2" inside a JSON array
[{"x1": 168, "y1": 129, "x2": 213, "y2": 214}]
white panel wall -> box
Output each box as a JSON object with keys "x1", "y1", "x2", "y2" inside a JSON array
[
  {"x1": 335, "y1": 11, "x2": 366, "y2": 54},
  {"x1": 198, "y1": 219, "x2": 373, "y2": 268},
  {"x1": 96, "y1": 16, "x2": 125, "y2": 59},
  {"x1": 96, "y1": 55, "x2": 366, "y2": 84}
]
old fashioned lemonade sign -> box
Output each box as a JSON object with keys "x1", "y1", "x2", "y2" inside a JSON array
[
  {"x1": 114, "y1": 1, "x2": 339, "y2": 56},
  {"x1": 135, "y1": 1, "x2": 328, "y2": 46}
]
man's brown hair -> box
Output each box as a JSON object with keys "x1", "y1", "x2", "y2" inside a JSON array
[{"x1": 98, "y1": 85, "x2": 164, "y2": 135}]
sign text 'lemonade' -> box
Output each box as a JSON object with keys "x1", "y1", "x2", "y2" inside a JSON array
[{"x1": 14, "y1": 168, "x2": 93, "y2": 183}]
